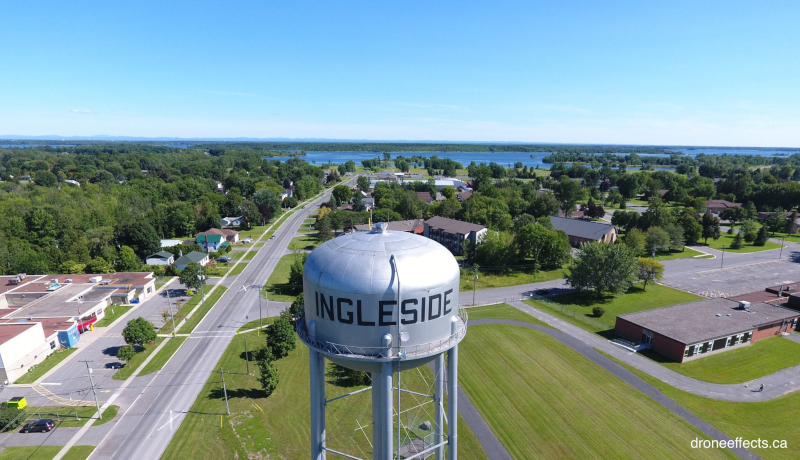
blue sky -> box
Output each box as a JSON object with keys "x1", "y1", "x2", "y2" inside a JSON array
[{"x1": 1, "y1": 1, "x2": 799, "y2": 146}]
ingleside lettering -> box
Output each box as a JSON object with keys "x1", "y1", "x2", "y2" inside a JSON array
[{"x1": 314, "y1": 289, "x2": 453, "y2": 326}]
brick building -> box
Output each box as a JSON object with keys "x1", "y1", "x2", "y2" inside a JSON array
[{"x1": 615, "y1": 298, "x2": 800, "y2": 362}]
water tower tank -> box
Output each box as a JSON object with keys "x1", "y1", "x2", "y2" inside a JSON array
[{"x1": 298, "y1": 224, "x2": 466, "y2": 460}]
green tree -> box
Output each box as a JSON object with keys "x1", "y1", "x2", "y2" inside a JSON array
[
  {"x1": 255, "y1": 346, "x2": 279, "y2": 397},
  {"x1": 514, "y1": 224, "x2": 570, "y2": 277},
  {"x1": 115, "y1": 245, "x2": 140, "y2": 271},
  {"x1": 753, "y1": 226, "x2": 769, "y2": 246},
  {"x1": 637, "y1": 258, "x2": 665, "y2": 291},
  {"x1": 288, "y1": 253, "x2": 307, "y2": 290},
  {"x1": 116, "y1": 221, "x2": 161, "y2": 260},
  {"x1": 720, "y1": 207, "x2": 746, "y2": 227},
  {"x1": 266, "y1": 314, "x2": 297, "y2": 358},
  {"x1": 34, "y1": 170, "x2": 58, "y2": 187},
  {"x1": 117, "y1": 344, "x2": 137, "y2": 365},
  {"x1": 552, "y1": 178, "x2": 584, "y2": 217},
  {"x1": 739, "y1": 219, "x2": 758, "y2": 243},
  {"x1": 730, "y1": 232, "x2": 744, "y2": 249},
  {"x1": 645, "y1": 227, "x2": 671, "y2": 255},
  {"x1": 787, "y1": 211, "x2": 799, "y2": 234},
  {"x1": 327, "y1": 362, "x2": 371, "y2": 386},
  {"x1": 252, "y1": 189, "x2": 281, "y2": 223},
  {"x1": 0, "y1": 403, "x2": 23, "y2": 432},
  {"x1": 357, "y1": 176, "x2": 370, "y2": 193},
  {"x1": 623, "y1": 228, "x2": 646, "y2": 256},
  {"x1": 289, "y1": 293, "x2": 305, "y2": 319},
  {"x1": 332, "y1": 185, "x2": 353, "y2": 206},
  {"x1": 664, "y1": 223, "x2": 685, "y2": 252},
  {"x1": 679, "y1": 212, "x2": 703, "y2": 245},
  {"x1": 565, "y1": 243, "x2": 638, "y2": 297},
  {"x1": 85, "y1": 257, "x2": 114, "y2": 274},
  {"x1": 179, "y1": 262, "x2": 207, "y2": 290},
  {"x1": 238, "y1": 200, "x2": 262, "y2": 229},
  {"x1": 701, "y1": 212, "x2": 721, "y2": 245},
  {"x1": 351, "y1": 193, "x2": 366, "y2": 212},
  {"x1": 122, "y1": 317, "x2": 157, "y2": 349}
]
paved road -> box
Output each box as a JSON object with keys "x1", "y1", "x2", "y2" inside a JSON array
[
  {"x1": 661, "y1": 242, "x2": 800, "y2": 297},
  {"x1": 82, "y1": 181, "x2": 350, "y2": 459}
]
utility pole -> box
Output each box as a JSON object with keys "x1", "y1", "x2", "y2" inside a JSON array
[
  {"x1": 780, "y1": 236, "x2": 785, "y2": 259},
  {"x1": 472, "y1": 266, "x2": 478, "y2": 306},
  {"x1": 720, "y1": 246, "x2": 725, "y2": 268},
  {"x1": 258, "y1": 289, "x2": 263, "y2": 330},
  {"x1": 166, "y1": 286, "x2": 175, "y2": 333},
  {"x1": 220, "y1": 368, "x2": 230, "y2": 416},
  {"x1": 198, "y1": 275, "x2": 206, "y2": 307},
  {"x1": 81, "y1": 360, "x2": 102, "y2": 419},
  {"x1": 244, "y1": 336, "x2": 250, "y2": 375}
]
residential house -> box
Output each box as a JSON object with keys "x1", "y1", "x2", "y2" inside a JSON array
[
  {"x1": 196, "y1": 228, "x2": 239, "y2": 251},
  {"x1": 706, "y1": 200, "x2": 742, "y2": 215},
  {"x1": 145, "y1": 251, "x2": 175, "y2": 266},
  {"x1": 423, "y1": 216, "x2": 487, "y2": 255},
  {"x1": 549, "y1": 216, "x2": 617, "y2": 246},
  {"x1": 221, "y1": 216, "x2": 243, "y2": 227},
  {"x1": 174, "y1": 251, "x2": 210, "y2": 271},
  {"x1": 417, "y1": 192, "x2": 435, "y2": 204}
]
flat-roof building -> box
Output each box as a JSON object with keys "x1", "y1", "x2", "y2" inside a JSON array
[
  {"x1": 615, "y1": 298, "x2": 800, "y2": 362},
  {"x1": 549, "y1": 216, "x2": 617, "y2": 246}
]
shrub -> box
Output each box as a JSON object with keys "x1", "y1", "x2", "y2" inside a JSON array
[{"x1": 592, "y1": 306, "x2": 605, "y2": 318}]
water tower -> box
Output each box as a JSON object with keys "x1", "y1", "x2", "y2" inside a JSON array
[{"x1": 297, "y1": 224, "x2": 466, "y2": 460}]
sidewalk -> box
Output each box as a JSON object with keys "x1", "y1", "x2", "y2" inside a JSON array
[{"x1": 508, "y1": 300, "x2": 800, "y2": 402}]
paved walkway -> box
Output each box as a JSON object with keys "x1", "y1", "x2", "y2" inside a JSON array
[
  {"x1": 470, "y1": 318, "x2": 759, "y2": 460},
  {"x1": 507, "y1": 300, "x2": 800, "y2": 402}
]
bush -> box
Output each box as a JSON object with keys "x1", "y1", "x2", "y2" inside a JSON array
[
  {"x1": 0, "y1": 403, "x2": 22, "y2": 432},
  {"x1": 730, "y1": 233, "x2": 744, "y2": 249},
  {"x1": 255, "y1": 347, "x2": 279, "y2": 397},
  {"x1": 122, "y1": 317, "x2": 157, "y2": 349},
  {"x1": 592, "y1": 306, "x2": 605, "y2": 318},
  {"x1": 265, "y1": 314, "x2": 296, "y2": 358},
  {"x1": 225, "y1": 244, "x2": 232, "y2": 253}
]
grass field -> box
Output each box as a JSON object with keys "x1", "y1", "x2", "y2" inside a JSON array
[
  {"x1": 703, "y1": 232, "x2": 783, "y2": 253},
  {"x1": 655, "y1": 247, "x2": 704, "y2": 261},
  {"x1": 243, "y1": 251, "x2": 258, "y2": 261},
  {"x1": 14, "y1": 348, "x2": 78, "y2": 384},
  {"x1": 465, "y1": 303, "x2": 552, "y2": 328},
  {"x1": 94, "y1": 305, "x2": 133, "y2": 328},
  {"x1": 289, "y1": 235, "x2": 322, "y2": 251},
  {"x1": 526, "y1": 284, "x2": 701, "y2": 333},
  {"x1": 24, "y1": 405, "x2": 119, "y2": 428},
  {"x1": 769, "y1": 231, "x2": 800, "y2": 243},
  {"x1": 177, "y1": 286, "x2": 229, "y2": 334},
  {"x1": 0, "y1": 446, "x2": 61, "y2": 459},
  {"x1": 113, "y1": 338, "x2": 165, "y2": 380},
  {"x1": 459, "y1": 264, "x2": 566, "y2": 292},
  {"x1": 228, "y1": 263, "x2": 247, "y2": 276},
  {"x1": 139, "y1": 337, "x2": 187, "y2": 376},
  {"x1": 641, "y1": 336, "x2": 800, "y2": 384},
  {"x1": 263, "y1": 254, "x2": 303, "y2": 302},
  {"x1": 62, "y1": 446, "x2": 96, "y2": 460},
  {"x1": 237, "y1": 316, "x2": 276, "y2": 332},
  {"x1": 162, "y1": 332, "x2": 487, "y2": 460},
  {"x1": 604, "y1": 353, "x2": 800, "y2": 460},
  {"x1": 461, "y1": 324, "x2": 733, "y2": 459}
]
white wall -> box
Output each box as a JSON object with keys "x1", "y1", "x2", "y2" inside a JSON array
[{"x1": 0, "y1": 323, "x2": 52, "y2": 383}]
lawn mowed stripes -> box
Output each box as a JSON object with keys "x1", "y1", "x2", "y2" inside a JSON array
[{"x1": 460, "y1": 324, "x2": 734, "y2": 460}]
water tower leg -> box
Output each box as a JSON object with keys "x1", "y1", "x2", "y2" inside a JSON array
[
  {"x1": 371, "y1": 362, "x2": 394, "y2": 460},
  {"x1": 309, "y1": 349, "x2": 326, "y2": 459},
  {"x1": 447, "y1": 345, "x2": 458, "y2": 460},
  {"x1": 434, "y1": 353, "x2": 445, "y2": 460}
]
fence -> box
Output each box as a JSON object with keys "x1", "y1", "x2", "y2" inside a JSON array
[
  {"x1": 30, "y1": 409, "x2": 82, "y2": 422},
  {"x1": 462, "y1": 296, "x2": 527, "y2": 308},
  {"x1": 526, "y1": 294, "x2": 609, "y2": 331}
]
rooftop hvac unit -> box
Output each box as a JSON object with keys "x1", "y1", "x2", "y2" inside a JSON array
[
  {"x1": 89, "y1": 276, "x2": 102, "y2": 284},
  {"x1": 65, "y1": 279, "x2": 73, "y2": 283},
  {"x1": 738, "y1": 301, "x2": 751, "y2": 310},
  {"x1": 51, "y1": 279, "x2": 58, "y2": 284}
]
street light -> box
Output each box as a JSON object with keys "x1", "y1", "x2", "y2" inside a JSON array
[
  {"x1": 472, "y1": 268, "x2": 478, "y2": 306},
  {"x1": 780, "y1": 236, "x2": 785, "y2": 259},
  {"x1": 197, "y1": 275, "x2": 206, "y2": 307},
  {"x1": 720, "y1": 246, "x2": 725, "y2": 268}
]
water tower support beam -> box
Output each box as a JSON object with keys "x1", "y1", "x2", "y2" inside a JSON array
[
  {"x1": 435, "y1": 354, "x2": 445, "y2": 460},
  {"x1": 447, "y1": 319, "x2": 459, "y2": 460},
  {"x1": 309, "y1": 320, "x2": 326, "y2": 460}
]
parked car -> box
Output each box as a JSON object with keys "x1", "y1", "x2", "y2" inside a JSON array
[
  {"x1": 241, "y1": 237, "x2": 254, "y2": 244},
  {"x1": 217, "y1": 256, "x2": 231, "y2": 263},
  {"x1": 21, "y1": 419, "x2": 54, "y2": 433},
  {"x1": 534, "y1": 289, "x2": 550, "y2": 295},
  {"x1": 270, "y1": 235, "x2": 275, "y2": 240},
  {"x1": 302, "y1": 205, "x2": 306, "y2": 209}
]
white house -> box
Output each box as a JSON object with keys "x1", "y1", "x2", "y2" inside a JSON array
[
  {"x1": 145, "y1": 251, "x2": 175, "y2": 266},
  {"x1": 221, "y1": 216, "x2": 243, "y2": 227}
]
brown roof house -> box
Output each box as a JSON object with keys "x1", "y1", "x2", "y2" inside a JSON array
[
  {"x1": 549, "y1": 216, "x2": 617, "y2": 246},
  {"x1": 706, "y1": 200, "x2": 741, "y2": 215},
  {"x1": 423, "y1": 216, "x2": 487, "y2": 255}
]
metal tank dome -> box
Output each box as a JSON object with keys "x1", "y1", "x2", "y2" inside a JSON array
[{"x1": 298, "y1": 224, "x2": 466, "y2": 372}]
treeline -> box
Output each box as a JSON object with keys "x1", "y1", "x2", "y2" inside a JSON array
[
  {"x1": 0, "y1": 145, "x2": 329, "y2": 275},
  {"x1": 543, "y1": 152, "x2": 800, "y2": 170}
]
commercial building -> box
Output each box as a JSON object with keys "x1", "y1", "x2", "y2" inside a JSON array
[
  {"x1": 549, "y1": 216, "x2": 617, "y2": 246},
  {"x1": 423, "y1": 216, "x2": 487, "y2": 255},
  {"x1": 615, "y1": 298, "x2": 800, "y2": 362},
  {"x1": 0, "y1": 322, "x2": 53, "y2": 384}
]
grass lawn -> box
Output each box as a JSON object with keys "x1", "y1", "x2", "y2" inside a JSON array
[
  {"x1": 24, "y1": 405, "x2": 119, "y2": 428},
  {"x1": 0, "y1": 446, "x2": 62, "y2": 460},
  {"x1": 62, "y1": 446, "x2": 96, "y2": 460},
  {"x1": 654, "y1": 247, "x2": 704, "y2": 261},
  {"x1": 703, "y1": 232, "x2": 783, "y2": 253},
  {"x1": 113, "y1": 338, "x2": 165, "y2": 380},
  {"x1": 236, "y1": 225, "x2": 270, "y2": 239},
  {"x1": 460, "y1": 264, "x2": 566, "y2": 292},
  {"x1": 241, "y1": 251, "x2": 257, "y2": 261},
  {"x1": 228, "y1": 263, "x2": 247, "y2": 276},
  {"x1": 604, "y1": 353, "x2": 800, "y2": 460},
  {"x1": 15, "y1": 348, "x2": 78, "y2": 384},
  {"x1": 768, "y1": 231, "x2": 800, "y2": 243},
  {"x1": 627, "y1": 198, "x2": 650, "y2": 206},
  {"x1": 94, "y1": 305, "x2": 133, "y2": 328},
  {"x1": 460, "y1": 324, "x2": 734, "y2": 460},
  {"x1": 139, "y1": 337, "x2": 187, "y2": 376},
  {"x1": 162, "y1": 332, "x2": 488, "y2": 460},
  {"x1": 289, "y1": 235, "x2": 322, "y2": 251},
  {"x1": 177, "y1": 286, "x2": 229, "y2": 334},
  {"x1": 526, "y1": 284, "x2": 701, "y2": 333},
  {"x1": 263, "y1": 254, "x2": 303, "y2": 302},
  {"x1": 640, "y1": 336, "x2": 800, "y2": 384},
  {"x1": 237, "y1": 317, "x2": 276, "y2": 332},
  {"x1": 466, "y1": 303, "x2": 552, "y2": 328}
]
